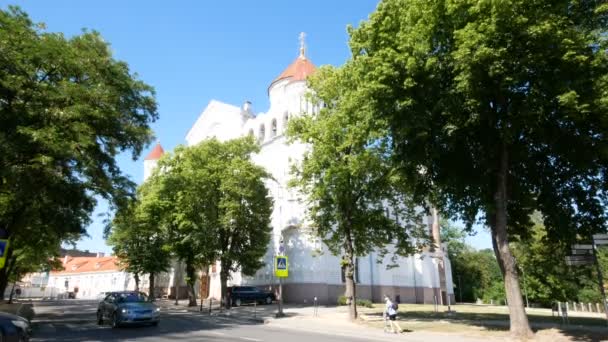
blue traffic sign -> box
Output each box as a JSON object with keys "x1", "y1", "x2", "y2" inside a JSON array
[
  {"x1": 277, "y1": 257, "x2": 287, "y2": 270},
  {"x1": 0, "y1": 240, "x2": 7, "y2": 258}
]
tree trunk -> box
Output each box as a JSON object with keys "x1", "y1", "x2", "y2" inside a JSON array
[
  {"x1": 344, "y1": 256, "x2": 357, "y2": 321},
  {"x1": 343, "y1": 226, "x2": 357, "y2": 321},
  {"x1": 220, "y1": 265, "x2": 230, "y2": 309},
  {"x1": 490, "y1": 146, "x2": 533, "y2": 339},
  {"x1": 134, "y1": 273, "x2": 140, "y2": 292},
  {"x1": 8, "y1": 282, "x2": 16, "y2": 304},
  {"x1": 186, "y1": 260, "x2": 197, "y2": 307},
  {"x1": 149, "y1": 272, "x2": 155, "y2": 301}
]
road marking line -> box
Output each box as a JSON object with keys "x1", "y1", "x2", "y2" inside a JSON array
[
  {"x1": 239, "y1": 338, "x2": 262, "y2": 342},
  {"x1": 208, "y1": 331, "x2": 226, "y2": 336}
]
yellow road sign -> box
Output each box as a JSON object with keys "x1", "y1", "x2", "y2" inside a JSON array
[
  {"x1": 0, "y1": 239, "x2": 9, "y2": 269},
  {"x1": 275, "y1": 256, "x2": 288, "y2": 278}
]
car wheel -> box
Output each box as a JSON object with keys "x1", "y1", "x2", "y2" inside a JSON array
[
  {"x1": 97, "y1": 311, "x2": 104, "y2": 325},
  {"x1": 265, "y1": 296, "x2": 272, "y2": 305},
  {"x1": 111, "y1": 313, "x2": 120, "y2": 329},
  {"x1": 234, "y1": 298, "x2": 241, "y2": 307},
  {"x1": 151, "y1": 321, "x2": 159, "y2": 327}
]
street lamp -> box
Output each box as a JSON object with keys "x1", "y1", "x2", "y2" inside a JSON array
[{"x1": 276, "y1": 233, "x2": 285, "y2": 318}]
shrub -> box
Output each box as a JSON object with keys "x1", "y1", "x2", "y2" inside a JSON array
[{"x1": 337, "y1": 296, "x2": 374, "y2": 308}]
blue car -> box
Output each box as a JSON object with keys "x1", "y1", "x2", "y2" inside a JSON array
[
  {"x1": 97, "y1": 291, "x2": 160, "y2": 328},
  {"x1": 0, "y1": 311, "x2": 31, "y2": 341}
]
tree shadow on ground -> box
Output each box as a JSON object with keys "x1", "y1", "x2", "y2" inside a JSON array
[
  {"x1": 365, "y1": 310, "x2": 608, "y2": 342},
  {"x1": 31, "y1": 300, "x2": 299, "y2": 342}
]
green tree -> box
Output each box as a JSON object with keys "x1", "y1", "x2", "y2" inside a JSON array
[
  {"x1": 347, "y1": 0, "x2": 608, "y2": 337},
  {"x1": 154, "y1": 137, "x2": 273, "y2": 308},
  {"x1": 510, "y1": 216, "x2": 591, "y2": 307},
  {"x1": 107, "y1": 190, "x2": 171, "y2": 299},
  {"x1": 287, "y1": 66, "x2": 427, "y2": 320},
  {"x1": 0, "y1": 7, "x2": 157, "y2": 298},
  {"x1": 440, "y1": 223, "x2": 505, "y2": 303}
]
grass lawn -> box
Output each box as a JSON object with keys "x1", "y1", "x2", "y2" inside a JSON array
[{"x1": 357, "y1": 304, "x2": 608, "y2": 341}]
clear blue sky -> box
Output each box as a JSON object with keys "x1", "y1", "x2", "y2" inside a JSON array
[{"x1": 3, "y1": 0, "x2": 492, "y2": 253}]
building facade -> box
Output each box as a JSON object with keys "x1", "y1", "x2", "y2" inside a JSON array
[
  {"x1": 46, "y1": 254, "x2": 141, "y2": 299},
  {"x1": 145, "y1": 38, "x2": 455, "y2": 305}
]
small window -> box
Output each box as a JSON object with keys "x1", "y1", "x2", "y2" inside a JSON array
[
  {"x1": 259, "y1": 124, "x2": 265, "y2": 142},
  {"x1": 271, "y1": 119, "x2": 277, "y2": 138},
  {"x1": 248, "y1": 129, "x2": 254, "y2": 137},
  {"x1": 283, "y1": 112, "x2": 289, "y2": 129}
]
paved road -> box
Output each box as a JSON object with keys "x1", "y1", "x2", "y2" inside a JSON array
[{"x1": 30, "y1": 300, "x2": 381, "y2": 342}]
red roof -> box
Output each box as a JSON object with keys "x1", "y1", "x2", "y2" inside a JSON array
[
  {"x1": 51, "y1": 256, "x2": 120, "y2": 275},
  {"x1": 269, "y1": 54, "x2": 316, "y2": 91},
  {"x1": 144, "y1": 143, "x2": 164, "y2": 160}
]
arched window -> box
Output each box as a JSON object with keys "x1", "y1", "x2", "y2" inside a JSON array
[
  {"x1": 271, "y1": 119, "x2": 277, "y2": 138},
  {"x1": 283, "y1": 112, "x2": 289, "y2": 129},
  {"x1": 248, "y1": 129, "x2": 254, "y2": 137},
  {"x1": 259, "y1": 124, "x2": 265, "y2": 142}
]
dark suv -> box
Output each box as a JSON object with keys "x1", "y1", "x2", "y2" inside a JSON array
[{"x1": 229, "y1": 286, "x2": 275, "y2": 306}]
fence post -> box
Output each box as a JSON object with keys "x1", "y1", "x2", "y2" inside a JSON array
[{"x1": 209, "y1": 298, "x2": 212, "y2": 315}]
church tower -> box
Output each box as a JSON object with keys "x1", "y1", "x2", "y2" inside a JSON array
[{"x1": 143, "y1": 142, "x2": 164, "y2": 181}]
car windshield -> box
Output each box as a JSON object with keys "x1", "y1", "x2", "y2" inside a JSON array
[{"x1": 116, "y1": 292, "x2": 148, "y2": 303}]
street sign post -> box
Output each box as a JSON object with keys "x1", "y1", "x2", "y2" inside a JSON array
[
  {"x1": 275, "y1": 256, "x2": 288, "y2": 278},
  {"x1": 572, "y1": 244, "x2": 593, "y2": 250},
  {"x1": 571, "y1": 249, "x2": 593, "y2": 255},
  {"x1": 565, "y1": 255, "x2": 594, "y2": 266},
  {"x1": 0, "y1": 239, "x2": 9, "y2": 269},
  {"x1": 592, "y1": 234, "x2": 608, "y2": 240}
]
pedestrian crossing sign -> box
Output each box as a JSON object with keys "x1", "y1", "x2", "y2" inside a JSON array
[
  {"x1": 0, "y1": 239, "x2": 9, "y2": 269},
  {"x1": 275, "y1": 256, "x2": 288, "y2": 278}
]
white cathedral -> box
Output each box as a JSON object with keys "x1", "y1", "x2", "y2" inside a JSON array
[{"x1": 143, "y1": 36, "x2": 455, "y2": 305}]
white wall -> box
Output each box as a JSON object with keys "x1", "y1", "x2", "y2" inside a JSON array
[{"x1": 47, "y1": 271, "x2": 136, "y2": 299}]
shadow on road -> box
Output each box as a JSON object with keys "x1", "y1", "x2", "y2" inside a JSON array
[{"x1": 31, "y1": 300, "x2": 273, "y2": 342}]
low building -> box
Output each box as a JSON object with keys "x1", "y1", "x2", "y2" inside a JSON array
[{"x1": 47, "y1": 254, "x2": 140, "y2": 299}]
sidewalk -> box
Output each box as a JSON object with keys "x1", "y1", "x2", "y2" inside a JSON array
[
  {"x1": 0, "y1": 301, "x2": 35, "y2": 321},
  {"x1": 158, "y1": 300, "x2": 500, "y2": 341}
]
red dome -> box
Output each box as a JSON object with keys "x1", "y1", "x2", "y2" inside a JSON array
[
  {"x1": 269, "y1": 55, "x2": 316, "y2": 91},
  {"x1": 144, "y1": 142, "x2": 164, "y2": 160}
]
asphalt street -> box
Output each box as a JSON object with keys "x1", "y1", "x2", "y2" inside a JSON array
[{"x1": 30, "y1": 300, "x2": 379, "y2": 342}]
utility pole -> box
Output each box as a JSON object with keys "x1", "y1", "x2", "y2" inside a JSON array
[
  {"x1": 276, "y1": 235, "x2": 285, "y2": 318},
  {"x1": 521, "y1": 266, "x2": 529, "y2": 308},
  {"x1": 457, "y1": 275, "x2": 462, "y2": 303}
]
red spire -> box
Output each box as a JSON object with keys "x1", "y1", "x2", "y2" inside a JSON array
[{"x1": 144, "y1": 142, "x2": 164, "y2": 161}]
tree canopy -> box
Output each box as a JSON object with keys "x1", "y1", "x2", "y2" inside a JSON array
[
  {"x1": 344, "y1": 0, "x2": 608, "y2": 337},
  {"x1": 145, "y1": 137, "x2": 273, "y2": 307},
  {"x1": 107, "y1": 190, "x2": 171, "y2": 297},
  {"x1": 287, "y1": 65, "x2": 427, "y2": 320},
  {"x1": 0, "y1": 6, "x2": 158, "y2": 298}
]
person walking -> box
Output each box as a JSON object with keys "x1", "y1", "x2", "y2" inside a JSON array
[{"x1": 384, "y1": 295, "x2": 403, "y2": 334}]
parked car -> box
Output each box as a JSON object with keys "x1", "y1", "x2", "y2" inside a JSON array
[
  {"x1": 96, "y1": 292, "x2": 109, "y2": 301},
  {"x1": 0, "y1": 311, "x2": 31, "y2": 342},
  {"x1": 229, "y1": 286, "x2": 275, "y2": 306},
  {"x1": 97, "y1": 291, "x2": 160, "y2": 328}
]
